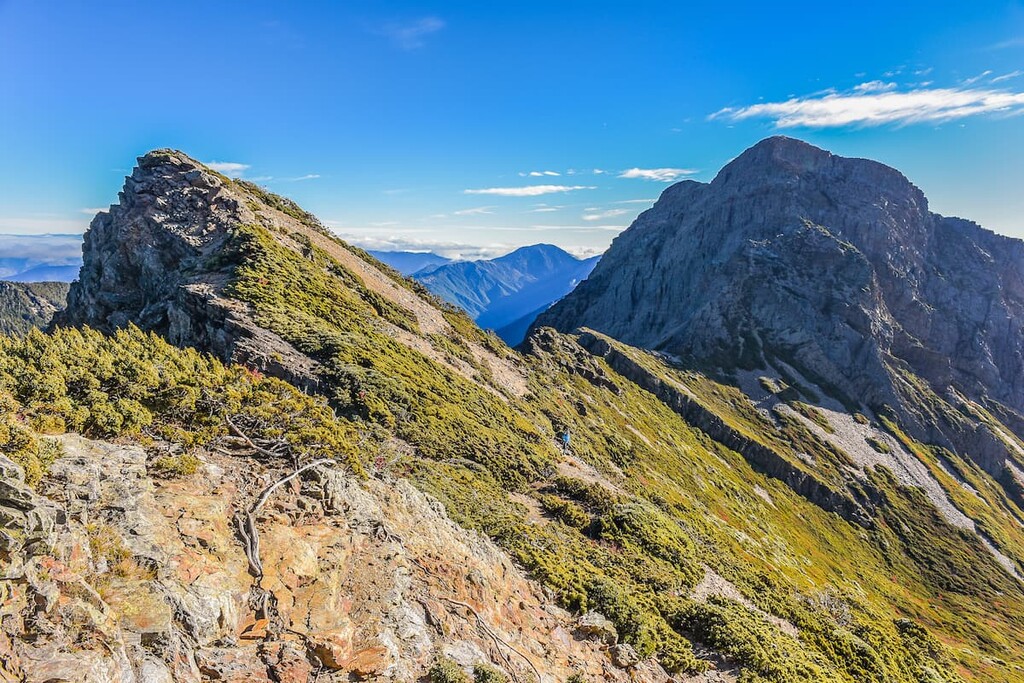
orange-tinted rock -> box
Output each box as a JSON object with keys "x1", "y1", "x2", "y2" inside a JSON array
[
  {"x1": 312, "y1": 632, "x2": 389, "y2": 678},
  {"x1": 262, "y1": 641, "x2": 313, "y2": 683}
]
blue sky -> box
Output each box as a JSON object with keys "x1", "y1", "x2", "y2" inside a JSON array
[{"x1": 1, "y1": 0, "x2": 1023, "y2": 259}]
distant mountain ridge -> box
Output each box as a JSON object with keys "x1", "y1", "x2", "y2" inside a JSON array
[
  {"x1": 0, "y1": 280, "x2": 69, "y2": 336},
  {"x1": 413, "y1": 244, "x2": 599, "y2": 344},
  {"x1": 0, "y1": 234, "x2": 83, "y2": 283},
  {"x1": 367, "y1": 250, "x2": 452, "y2": 275}
]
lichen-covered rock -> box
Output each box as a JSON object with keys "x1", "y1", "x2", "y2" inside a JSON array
[
  {"x1": 0, "y1": 455, "x2": 55, "y2": 557},
  {"x1": 610, "y1": 643, "x2": 640, "y2": 668},
  {"x1": 577, "y1": 611, "x2": 618, "y2": 645}
]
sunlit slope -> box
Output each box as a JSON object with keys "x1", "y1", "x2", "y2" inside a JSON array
[{"x1": 43, "y1": 148, "x2": 1024, "y2": 682}]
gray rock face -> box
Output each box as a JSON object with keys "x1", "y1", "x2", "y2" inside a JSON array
[
  {"x1": 539, "y1": 137, "x2": 1024, "y2": 473},
  {"x1": 57, "y1": 152, "x2": 238, "y2": 335},
  {"x1": 52, "y1": 150, "x2": 321, "y2": 391}
]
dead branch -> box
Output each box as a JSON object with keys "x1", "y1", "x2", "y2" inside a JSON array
[
  {"x1": 225, "y1": 415, "x2": 283, "y2": 459},
  {"x1": 439, "y1": 595, "x2": 541, "y2": 683},
  {"x1": 237, "y1": 459, "x2": 335, "y2": 577}
]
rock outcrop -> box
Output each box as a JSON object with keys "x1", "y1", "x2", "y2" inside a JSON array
[
  {"x1": 0, "y1": 435, "x2": 666, "y2": 683},
  {"x1": 538, "y1": 136, "x2": 1024, "y2": 479},
  {"x1": 54, "y1": 151, "x2": 325, "y2": 391}
]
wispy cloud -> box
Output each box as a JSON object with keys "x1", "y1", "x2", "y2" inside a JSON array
[
  {"x1": 582, "y1": 208, "x2": 630, "y2": 221},
  {"x1": 79, "y1": 207, "x2": 108, "y2": 215},
  {"x1": 853, "y1": 80, "x2": 897, "y2": 93},
  {"x1": 286, "y1": 173, "x2": 321, "y2": 182},
  {"x1": 615, "y1": 198, "x2": 657, "y2": 205},
  {"x1": 991, "y1": 36, "x2": 1024, "y2": 50},
  {"x1": 962, "y1": 70, "x2": 994, "y2": 85},
  {"x1": 340, "y1": 234, "x2": 508, "y2": 261},
  {"x1": 618, "y1": 167, "x2": 698, "y2": 182},
  {"x1": 465, "y1": 185, "x2": 596, "y2": 197},
  {"x1": 378, "y1": 17, "x2": 445, "y2": 50},
  {"x1": 205, "y1": 161, "x2": 250, "y2": 177},
  {"x1": 452, "y1": 206, "x2": 495, "y2": 216},
  {"x1": 519, "y1": 170, "x2": 561, "y2": 177},
  {"x1": 992, "y1": 70, "x2": 1024, "y2": 84},
  {"x1": 711, "y1": 82, "x2": 1024, "y2": 128}
]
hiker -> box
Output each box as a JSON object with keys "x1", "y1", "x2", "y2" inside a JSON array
[{"x1": 560, "y1": 429, "x2": 571, "y2": 454}]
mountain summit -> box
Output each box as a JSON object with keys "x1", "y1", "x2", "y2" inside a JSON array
[{"x1": 538, "y1": 136, "x2": 1024, "y2": 491}]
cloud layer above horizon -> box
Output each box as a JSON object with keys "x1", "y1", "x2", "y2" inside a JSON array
[{"x1": 712, "y1": 79, "x2": 1024, "y2": 128}]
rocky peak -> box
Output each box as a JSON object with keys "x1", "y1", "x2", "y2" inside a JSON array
[
  {"x1": 53, "y1": 150, "x2": 339, "y2": 390},
  {"x1": 537, "y1": 137, "x2": 1024, "y2": 484},
  {"x1": 56, "y1": 150, "x2": 242, "y2": 333}
]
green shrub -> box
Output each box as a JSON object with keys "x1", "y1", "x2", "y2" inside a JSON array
[
  {"x1": 536, "y1": 493, "x2": 590, "y2": 528},
  {"x1": 472, "y1": 664, "x2": 508, "y2": 683},
  {"x1": 150, "y1": 452, "x2": 201, "y2": 478},
  {"x1": 866, "y1": 436, "x2": 891, "y2": 454},
  {"x1": 429, "y1": 656, "x2": 469, "y2": 683}
]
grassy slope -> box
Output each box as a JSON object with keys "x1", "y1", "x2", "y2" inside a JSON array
[{"x1": 206, "y1": 204, "x2": 1024, "y2": 681}]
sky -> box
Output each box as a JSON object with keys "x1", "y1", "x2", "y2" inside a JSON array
[{"x1": 1, "y1": 0, "x2": 1023, "y2": 260}]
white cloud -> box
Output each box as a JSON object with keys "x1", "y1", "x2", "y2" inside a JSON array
[
  {"x1": 564, "y1": 246, "x2": 606, "y2": 258},
  {"x1": 453, "y1": 206, "x2": 495, "y2": 216},
  {"x1": 519, "y1": 170, "x2": 561, "y2": 177},
  {"x1": 582, "y1": 208, "x2": 630, "y2": 221},
  {"x1": 379, "y1": 17, "x2": 445, "y2": 50},
  {"x1": 618, "y1": 167, "x2": 697, "y2": 182},
  {"x1": 853, "y1": 80, "x2": 897, "y2": 93},
  {"x1": 0, "y1": 233, "x2": 84, "y2": 265},
  {"x1": 615, "y1": 198, "x2": 657, "y2": 204},
  {"x1": 79, "y1": 207, "x2": 108, "y2": 215},
  {"x1": 340, "y1": 234, "x2": 508, "y2": 260},
  {"x1": 464, "y1": 185, "x2": 596, "y2": 197},
  {"x1": 962, "y1": 70, "x2": 994, "y2": 85},
  {"x1": 711, "y1": 83, "x2": 1024, "y2": 128},
  {"x1": 288, "y1": 173, "x2": 321, "y2": 182},
  {"x1": 205, "y1": 161, "x2": 250, "y2": 177},
  {"x1": 992, "y1": 70, "x2": 1024, "y2": 84}
]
